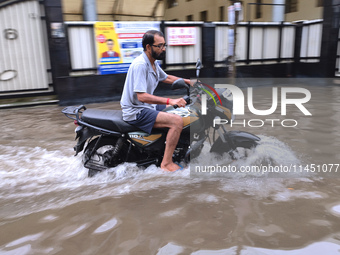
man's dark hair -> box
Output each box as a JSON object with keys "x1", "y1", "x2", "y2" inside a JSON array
[{"x1": 142, "y1": 30, "x2": 164, "y2": 51}]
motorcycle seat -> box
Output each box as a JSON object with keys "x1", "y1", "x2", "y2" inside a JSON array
[{"x1": 81, "y1": 109, "x2": 142, "y2": 133}]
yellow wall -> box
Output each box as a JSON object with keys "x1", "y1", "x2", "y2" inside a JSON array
[
  {"x1": 61, "y1": 0, "x2": 323, "y2": 22},
  {"x1": 164, "y1": 0, "x2": 228, "y2": 21},
  {"x1": 164, "y1": 0, "x2": 323, "y2": 22},
  {"x1": 285, "y1": 0, "x2": 323, "y2": 22},
  {"x1": 62, "y1": 0, "x2": 164, "y2": 22}
]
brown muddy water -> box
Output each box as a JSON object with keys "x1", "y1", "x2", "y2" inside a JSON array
[{"x1": 1, "y1": 82, "x2": 340, "y2": 255}]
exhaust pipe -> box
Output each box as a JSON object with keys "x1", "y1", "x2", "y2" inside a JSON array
[{"x1": 185, "y1": 137, "x2": 206, "y2": 162}]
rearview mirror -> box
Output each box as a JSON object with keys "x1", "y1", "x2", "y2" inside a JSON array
[{"x1": 171, "y1": 78, "x2": 190, "y2": 95}]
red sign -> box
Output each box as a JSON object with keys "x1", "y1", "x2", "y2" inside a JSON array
[
  {"x1": 96, "y1": 34, "x2": 106, "y2": 43},
  {"x1": 167, "y1": 27, "x2": 196, "y2": 46}
]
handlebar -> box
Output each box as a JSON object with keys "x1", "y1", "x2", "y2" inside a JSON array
[
  {"x1": 173, "y1": 81, "x2": 215, "y2": 109},
  {"x1": 173, "y1": 96, "x2": 191, "y2": 109}
]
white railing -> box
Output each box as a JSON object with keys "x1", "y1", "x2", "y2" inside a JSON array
[
  {"x1": 300, "y1": 20, "x2": 323, "y2": 63},
  {"x1": 65, "y1": 20, "x2": 323, "y2": 75}
]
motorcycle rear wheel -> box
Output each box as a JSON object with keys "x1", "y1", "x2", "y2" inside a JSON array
[{"x1": 83, "y1": 136, "x2": 125, "y2": 177}]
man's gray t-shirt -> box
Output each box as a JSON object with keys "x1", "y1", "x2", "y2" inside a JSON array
[{"x1": 120, "y1": 52, "x2": 168, "y2": 121}]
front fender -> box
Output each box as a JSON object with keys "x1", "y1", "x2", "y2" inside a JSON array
[
  {"x1": 227, "y1": 131, "x2": 260, "y2": 148},
  {"x1": 210, "y1": 131, "x2": 260, "y2": 154}
]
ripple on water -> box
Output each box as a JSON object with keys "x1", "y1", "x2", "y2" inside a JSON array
[
  {"x1": 329, "y1": 204, "x2": 340, "y2": 217},
  {"x1": 93, "y1": 218, "x2": 119, "y2": 234},
  {"x1": 157, "y1": 241, "x2": 340, "y2": 255},
  {"x1": 241, "y1": 241, "x2": 340, "y2": 255}
]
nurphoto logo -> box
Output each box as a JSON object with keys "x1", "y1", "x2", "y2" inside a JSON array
[{"x1": 201, "y1": 84, "x2": 312, "y2": 128}]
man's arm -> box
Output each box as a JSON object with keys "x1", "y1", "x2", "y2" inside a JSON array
[
  {"x1": 162, "y1": 75, "x2": 191, "y2": 86},
  {"x1": 136, "y1": 92, "x2": 186, "y2": 107}
]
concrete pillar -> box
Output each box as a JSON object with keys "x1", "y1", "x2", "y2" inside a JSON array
[
  {"x1": 319, "y1": 0, "x2": 340, "y2": 77},
  {"x1": 202, "y1": 23, "x2": 216, "y2": 77},
  {"x1": 44, "y1": 0, "x2": 71, "y2": 85}
]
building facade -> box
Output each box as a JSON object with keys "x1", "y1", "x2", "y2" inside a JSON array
[
  {"x1": 62, "y1": 0, "x2": 165, "y2": 21},
  {"x1": 164, "y1": 0, "x2": 324, "y2": 22},
  {"x1": 61, "y1": 0, "x2": 323, "y2": 23}
]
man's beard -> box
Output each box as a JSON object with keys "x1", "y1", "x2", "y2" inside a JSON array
[{"x1": 151, "y1": 48, "x2": 166, "y2": 60}]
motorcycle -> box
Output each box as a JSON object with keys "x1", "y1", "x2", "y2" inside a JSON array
[{"x1": 62, "y1": 60, "x2": 260, "y2": 177}]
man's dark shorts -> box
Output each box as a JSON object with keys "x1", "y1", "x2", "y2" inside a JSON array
[{"x1": 126, "y1": 105, "x2": 166, "y2": 134}]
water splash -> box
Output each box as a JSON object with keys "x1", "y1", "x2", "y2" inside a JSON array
[{"x1": 0, "y1": 135, "x2": 320, "y2": 218}]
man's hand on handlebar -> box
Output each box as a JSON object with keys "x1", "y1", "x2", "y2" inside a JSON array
[{"x1": 169, "y1": 98, "x2": 187, "y2": 109}]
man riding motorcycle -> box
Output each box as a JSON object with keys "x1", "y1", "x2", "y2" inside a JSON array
[
  {"x1": 120, "y1": 30, "x2": 191, "y2": 172},
  {"x1": 62, "y1": 55, "x2": 261, "y2": 177}
]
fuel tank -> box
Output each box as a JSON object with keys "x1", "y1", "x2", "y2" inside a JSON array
[{"x1": 163, "y1": 105, "x2": 203, "y2": 133}]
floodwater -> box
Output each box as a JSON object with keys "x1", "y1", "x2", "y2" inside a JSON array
[{"x1": 1, "y1": 82, "x2": 340, "y2": 254}]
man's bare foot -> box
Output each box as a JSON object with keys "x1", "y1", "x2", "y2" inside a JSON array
[{"x1": 161, "y1": 162, "x2": 182, "y2": 172}]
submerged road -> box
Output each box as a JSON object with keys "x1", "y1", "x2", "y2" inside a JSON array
[{"x1": 1, "y1": 84, "x2": 340, "y2": 254}]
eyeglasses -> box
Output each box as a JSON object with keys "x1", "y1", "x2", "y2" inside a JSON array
[{"x1": 151, "y1": 43, "x2": 167, "y2": 49}]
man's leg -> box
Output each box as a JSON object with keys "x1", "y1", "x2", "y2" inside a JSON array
[{"x1": 153, "y1": 111, "x2": 183, "y2": 171}]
